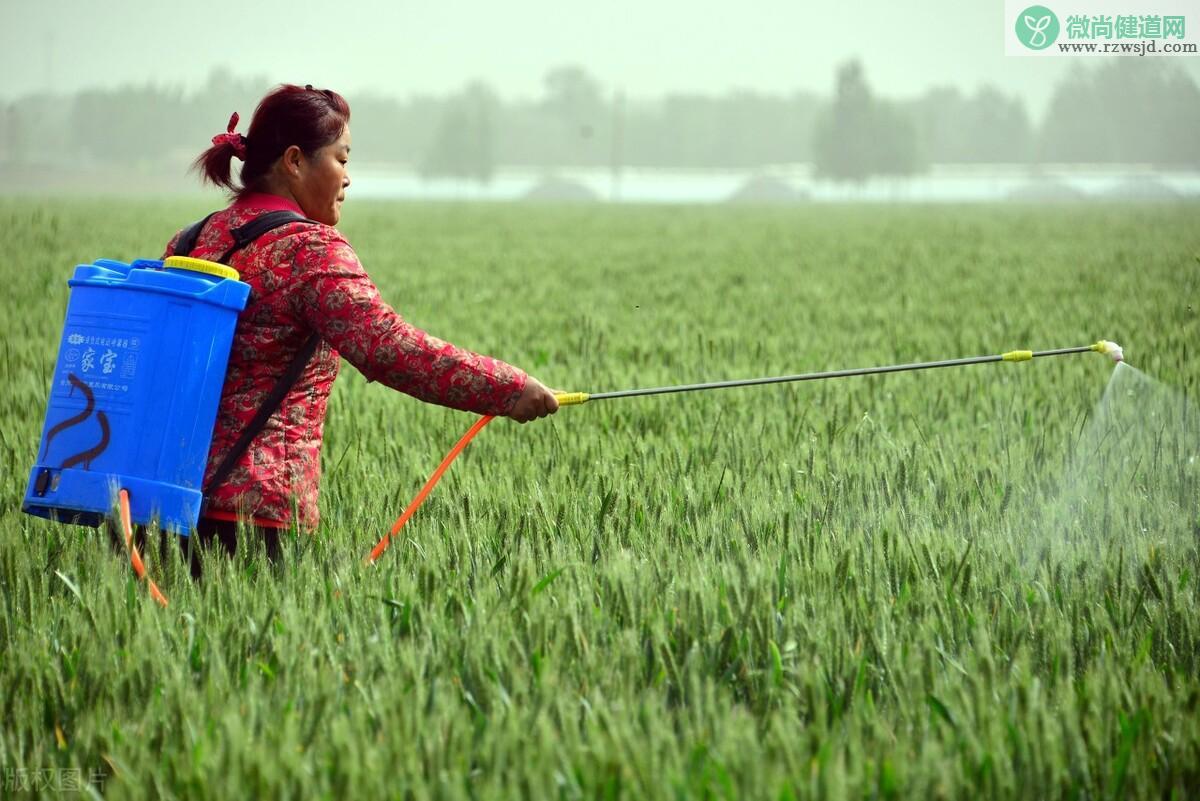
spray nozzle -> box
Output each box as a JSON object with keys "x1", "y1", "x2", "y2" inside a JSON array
[{"x1": 1091, "y1": 340, "x2": 1124, "y2": 363}]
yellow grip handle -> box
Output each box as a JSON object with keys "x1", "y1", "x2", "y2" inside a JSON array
[
  {"x1": 554, "y1": 392, "x2": 590, "y2": 406},
  {"x1": 1001, "y1": 350, "x2": 1033, "y2": 362}
]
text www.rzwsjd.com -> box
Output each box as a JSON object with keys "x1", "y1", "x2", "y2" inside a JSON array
[{"x1": 1057, "y1": 40, "x2": 1198, "y2": 54}]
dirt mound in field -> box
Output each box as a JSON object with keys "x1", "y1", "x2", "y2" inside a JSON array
[
  {"x1": 521, "y1": 176, "x2": 600, "y2": 203},
  {"x1": 726, "y1": 174, "x2": 810, "y2": 204}
]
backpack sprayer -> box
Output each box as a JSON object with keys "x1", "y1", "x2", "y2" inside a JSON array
[
  {"x1": 23, "y1": 212, "x2": 311, "y2": 606},
  {"x1": 21, "y1": 254, "x2": 245, "y2": 607},
  {"x1": 20, "y1": 235, "x2": 1124, "y2": 604}
]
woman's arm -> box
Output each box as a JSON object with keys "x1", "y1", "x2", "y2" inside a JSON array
[{"x1": 290, "y1": 233, "x2": 531, "y2": 417}]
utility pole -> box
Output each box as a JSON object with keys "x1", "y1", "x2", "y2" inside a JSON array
[{"x1": 609, "y1": 89, "x2": 625, "y2": 202}]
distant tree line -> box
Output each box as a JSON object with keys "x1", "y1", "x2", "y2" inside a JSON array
[{"x1": 2, "y1": 60, "x2": 1197, "y2": 184}]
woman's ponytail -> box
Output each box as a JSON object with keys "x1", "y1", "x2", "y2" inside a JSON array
[{"x1": 192, "y1": 112, "x2": 248, "y2": 192}]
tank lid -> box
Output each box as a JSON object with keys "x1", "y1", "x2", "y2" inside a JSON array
[{"x1": 163, "y1": 256, "x2": 239, "y2": 281}]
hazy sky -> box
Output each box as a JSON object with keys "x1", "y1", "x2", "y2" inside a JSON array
[{"x1": 3, "y1": 0, "x2": 1198, "y2": 119}]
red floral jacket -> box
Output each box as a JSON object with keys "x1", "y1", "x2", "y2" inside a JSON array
[{"x1": 163, "y1": 193, "x2": 527, "y2": 530}]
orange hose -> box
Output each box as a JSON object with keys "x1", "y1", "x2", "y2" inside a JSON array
[
  {"x1": 117, "y1": 489, "x2": 169, "y2": 607},
  {"x1": 117, "y1": 414, "x2": 495, "y2": 599},
  {"x1": 366, "y1": 414, "x2": 495, "y2": 565}
]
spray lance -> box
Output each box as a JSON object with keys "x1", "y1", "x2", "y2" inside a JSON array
[{"x1": 364, "y1": 340, "x2": 1124, "y2": 563}]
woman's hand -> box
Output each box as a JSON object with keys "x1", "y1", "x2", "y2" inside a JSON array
[{"x1": 508, "y1": 376, "x2": 560, "y2": 423}]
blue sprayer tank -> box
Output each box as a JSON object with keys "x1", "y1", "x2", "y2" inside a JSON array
[{"x1": 23, "y1": 256, "x2": 250, "y2": 534}]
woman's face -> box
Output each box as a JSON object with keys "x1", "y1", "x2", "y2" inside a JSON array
[{"x1": 293, "y1": 126, "x2": 352, "y2": 225}]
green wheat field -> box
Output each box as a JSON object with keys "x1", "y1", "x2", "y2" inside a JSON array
[{"x1": 1, "y1": 199, "x2": 1198, "y2": 799}]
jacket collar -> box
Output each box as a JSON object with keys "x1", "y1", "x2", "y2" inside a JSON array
[{"x1": 234, "y1": 192, "x2": 306, "y2": 216}]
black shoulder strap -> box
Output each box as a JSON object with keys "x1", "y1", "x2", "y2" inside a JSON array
[
  {"x1": 198, "y1": 209, "x2": 321, "y2": 498},
  {"x1": 203, "y1": 332, "x2": 321, "y2": 497},
  {"x1": 218, "y1": 210, "x2": 311, "y2": 263},
  {"x1": 173, "y1": 212, "x2": 217, "y2": 257}
]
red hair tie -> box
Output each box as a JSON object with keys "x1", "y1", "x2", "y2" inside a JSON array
[{"x1": 212, "y1": 111, "x2": 247, "y2": 160}]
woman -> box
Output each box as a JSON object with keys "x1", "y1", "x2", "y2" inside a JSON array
[{"x1": 168, "y1": 83, "x2": 558, "y2": 574}]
